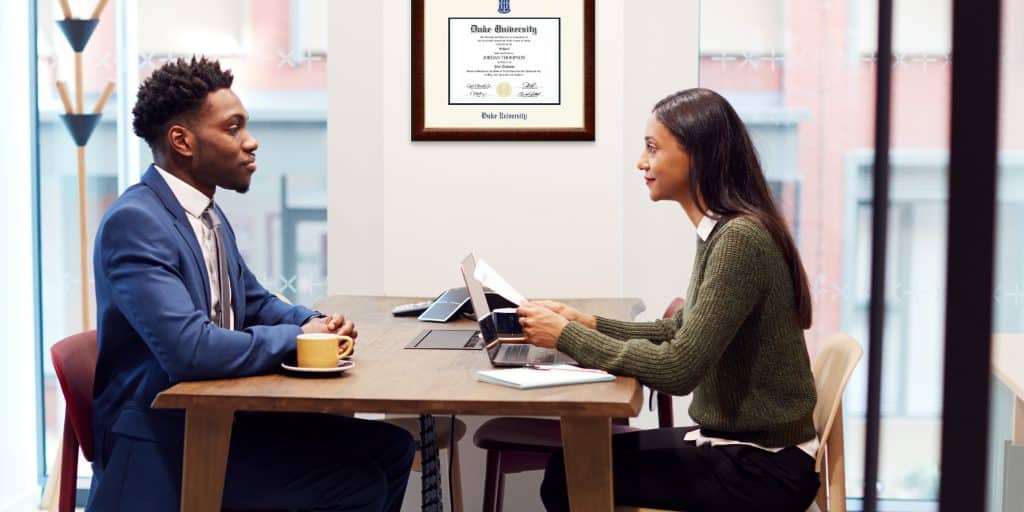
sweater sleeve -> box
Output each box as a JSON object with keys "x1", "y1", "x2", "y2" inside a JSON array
[
  {"x1": 593, "y1": 309, "x2": 681, "y2": 343},
  {"x1": 557, "y1": 225, "x2": 766, "y2": 396}
]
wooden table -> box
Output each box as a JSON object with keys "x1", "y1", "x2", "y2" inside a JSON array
[
  {"x1": 992, "y1": 333, "x2": 1024, "y2": 512},
  {"x1": 153, "y1": 296, "x2": 645, "y2": 512}
]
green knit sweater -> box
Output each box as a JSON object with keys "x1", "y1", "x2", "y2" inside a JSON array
[{"x1": 558, "y1": 217, "x2": 817, "y2": 447}]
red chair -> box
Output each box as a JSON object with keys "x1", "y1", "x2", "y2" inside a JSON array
[
  {"x1": 49, "y1": 331, "x2": 280, "y2": 512},
  {"x1": 473, "y1": 298, "x2": 686, "y2": 512},
  {"x1": 49, "y1": 330, "x2": 98, "y2": 512}
]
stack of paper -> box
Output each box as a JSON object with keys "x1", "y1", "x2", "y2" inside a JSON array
[{"x1": 476, "y1": 365, "x2": 615, "y2": 389}]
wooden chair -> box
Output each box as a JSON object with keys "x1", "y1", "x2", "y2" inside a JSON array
[
  {"x1": 49, "y1": 330, "x2": 99, "y2": 512},
  {"x1": 809, "y1": 333, "x2": 862, "y2": 512},
  {"x1": 47, "y1": 327, "x2": 313, "y2": 512},
  {"x1": 473, "y1": 298, "x2": 685, "y2": 512},
  {"x1": 617, "y1": 333, "x2": 862, "y2": 512}
]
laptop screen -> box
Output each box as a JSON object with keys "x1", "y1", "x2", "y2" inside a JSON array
[
  {"x1": 460, "y1": 253, "x2": 490, "y2": 321},
  {"x1": 459, "y1": 253, "x2": 502, "y2": 360}
]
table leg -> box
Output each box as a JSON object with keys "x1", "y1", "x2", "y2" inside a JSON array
[
  {"x1": 560, "y1": 416, "x2": 613, "y2": 512},
  {"x1": 180, "y1": 406, "x2": 235, "y2": 512}
]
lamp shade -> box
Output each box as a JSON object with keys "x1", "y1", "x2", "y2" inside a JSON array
[
  {"x1": 60, "y1": 114, "x2": 101, "y2": 147},
  {"x1": 56, "y1": 19, "x2": 99, "y2": 52}
]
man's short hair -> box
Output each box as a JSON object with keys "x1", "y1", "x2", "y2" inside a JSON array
[{"x1": 132, "y1": 56, "x2": 234, "y2": 147}]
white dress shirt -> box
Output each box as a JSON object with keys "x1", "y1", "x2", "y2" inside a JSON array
[
  {"x1": 154, "y1": 166, "x2": 234, "y2": 329},
  {"x1": 685, "y1": 214, "x2": 819, "y2": 459}
]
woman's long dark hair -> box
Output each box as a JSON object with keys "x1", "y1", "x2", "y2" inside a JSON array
[{"x1": 653, "y1": 88, "x2": 813, "y2": 329}]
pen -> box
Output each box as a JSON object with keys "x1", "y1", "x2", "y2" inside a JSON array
[{"x1": 524, "y1": 364, "x2": 607, "y2": 374}]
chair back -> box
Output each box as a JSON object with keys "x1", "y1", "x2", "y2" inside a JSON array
[
  {"x1": 50, "y1": 330, "x2": 99, "y2": 461},
  {"x1": 654, "y1": 297, "x2": 686, "y2": 429},
  {"x1": 811, "y1": 333, "x2": 862, "y2": 512},
  {"x1": 662, "y1": 297, "x2": 685, "y2": 320},
  {"x1": 811, "y1": 333, "x2": 862, "y2": 471}
]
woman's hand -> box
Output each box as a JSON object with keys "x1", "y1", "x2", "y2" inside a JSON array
[
  {"x1": 532, "y1": 300, "x2": 597, "y2": 329},
  {"x1": 517, "y1": 301, "x2": 570, "y2": 349}
]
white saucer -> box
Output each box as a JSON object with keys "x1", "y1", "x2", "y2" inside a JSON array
[{"x1": 281, "y1": 359, "x2": 355, "y2": 374}]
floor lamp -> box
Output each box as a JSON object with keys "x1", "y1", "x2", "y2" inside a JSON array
[{"x1": 41, "y1": 2, "x2": 112, "y2": 509}]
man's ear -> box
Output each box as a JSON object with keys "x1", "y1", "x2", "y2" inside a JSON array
[{"x1": 167, "y1": 124, "x2": 195, "y2": 158}]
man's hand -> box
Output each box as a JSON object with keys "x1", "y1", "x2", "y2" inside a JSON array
[
  {"x1": 302, "y1": 314, "x2": 357, "y2": 338},
  {"x1": 324, "y1": 313, "x2": 357, "y2": 340},
  {"x1": 301, "y1": 314, "x2": 357, "y2": 355},
  {"x1": 300, "y1": 317, "x2": 330, "y2": 334},
  {"x1": 516, "y1": 301, "x2": 570, "y2": 349},
  {"x1": 532, "y1": 300, "x2": 597, "y2": 330},
  {"x1": 324, "y1": 313, "x2": 357, "y2": 356}
]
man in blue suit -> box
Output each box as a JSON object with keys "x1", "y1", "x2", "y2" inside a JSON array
[{"x1": 89, "y1": 57, "x2": 415, "y2": 511}]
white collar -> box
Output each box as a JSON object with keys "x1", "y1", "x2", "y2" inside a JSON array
[
  {"x1": 696, "y1": 215, "x2": 719, "y2": 242},
  {"x1": 154, "y1": 165, "x2": 213, "y2": 219}
]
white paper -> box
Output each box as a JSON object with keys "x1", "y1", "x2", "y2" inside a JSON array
[
  {"x1": 474, "y1": 258, "x2": 527, "y2": 306},
  {"x1": 476, "y1": 366, "x2": 614, "y2": 389}
]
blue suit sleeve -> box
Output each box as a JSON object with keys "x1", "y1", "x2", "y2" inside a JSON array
[{"x1": 98, "y1": 205, "x2": 300, "y2": 382}]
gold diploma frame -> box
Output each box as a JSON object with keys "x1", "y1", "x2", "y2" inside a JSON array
[{"x1": 412, "y1": 0, "x2": 595, "y2": 140}]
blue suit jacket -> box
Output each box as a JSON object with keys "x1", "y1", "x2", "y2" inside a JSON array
[{"x1": 88, "y1": 166, "x2": 317, "y2": 510}]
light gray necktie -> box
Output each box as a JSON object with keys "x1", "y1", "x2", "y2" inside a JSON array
[{"x1": 200, "y1": 205, "x2": 231, "y2": 328}]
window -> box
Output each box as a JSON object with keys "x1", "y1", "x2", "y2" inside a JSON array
[
  {"x1": 138, "y1": 0, "x2": 250, "y2": 56},
  {"x1": 858, "y1": 0, "x2": 951, "y2": 56},
  {"x1": 700, "y1": 0, "x2": 1024, "y2": 506},
  {"x1": 35, "y1": 0, "x2": 329, "y2": 495},
  {"x1": 698, "y1": 0, "x2": 945, "y2": 503}
]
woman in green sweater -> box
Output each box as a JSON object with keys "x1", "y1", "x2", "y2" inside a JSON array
[{"x1": 517, "y1": 88, "x2": 820, "y2": 512}]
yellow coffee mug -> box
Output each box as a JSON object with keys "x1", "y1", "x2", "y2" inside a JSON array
[{"x1": 296, "y1": 333, "x2": 354, "y2": 368}]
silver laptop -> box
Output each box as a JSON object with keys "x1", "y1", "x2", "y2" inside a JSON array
[{"x1": 459, "y1": 253, "x2": 576, "y2": 367}]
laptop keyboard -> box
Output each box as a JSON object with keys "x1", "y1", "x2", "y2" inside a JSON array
[
  {"x1": 528, "y1": 349, "x2": 556, "y2": 364},
  {"x1": 503, "y1": 343, "x2": 530, "y2": 359},
  {"x1": 499, "y1": 344, "x2": 557, "y2": 364}
]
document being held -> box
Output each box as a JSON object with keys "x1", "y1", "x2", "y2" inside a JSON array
[{"x1": 474, "y1": 258, "x2": 527, "y2": 306}]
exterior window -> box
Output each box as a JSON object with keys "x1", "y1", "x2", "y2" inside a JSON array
[{"x1": 35, "y1": 0, "x2": 328, "y2": 490}]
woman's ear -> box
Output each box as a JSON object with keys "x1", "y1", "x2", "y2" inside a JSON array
[{"x1": 167, "y1": 124, "x2": 195, "y2": 158}]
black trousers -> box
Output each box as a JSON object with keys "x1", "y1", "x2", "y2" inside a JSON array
[
  {"x1": 89, "y1": 412, "x2": 416, "y2": 512},
  {"x1": 540, "y1": 426, "x2": 819, "y2": 512},
  {"x1": 220, "y1": 413, "x2": 416, "y2": 511}
]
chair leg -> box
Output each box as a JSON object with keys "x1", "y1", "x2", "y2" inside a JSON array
[
  {"x1": 815, "y1": 453, "x2": 828, "y2": 511},
  {"x1": 481, "y1": 450, "x2": 505, "y2": 512},
  {"x1": 58, "y1": 414, "x2": 79, "y2": 512},
  {"x1": 827, "y1": 407, "x2": 847, "y2": 512},
  {"x1": 656, "y1": 392, "x2": 674, "y2": 429},
  {"x1": 451, "y1": 440, "x2": 463, "y2": 512},
  {"x1": 41, "y1": 439, "x2": 61, "y2": 512},
  {"x1": 411, "y1": 448, "x2": 422, "y2": 472}
]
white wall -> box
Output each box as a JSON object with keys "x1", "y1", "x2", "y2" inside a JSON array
[
  {"x1": 0, "y1": 0, "x2": 42, "y2": 510},
  {"x1": 327, "y1": 1, "x2": 698, "y2": 510}
]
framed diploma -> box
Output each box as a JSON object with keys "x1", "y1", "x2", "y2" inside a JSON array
[{"x1": 412, "y1": 0, "x2": 595, "y2": 140}]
